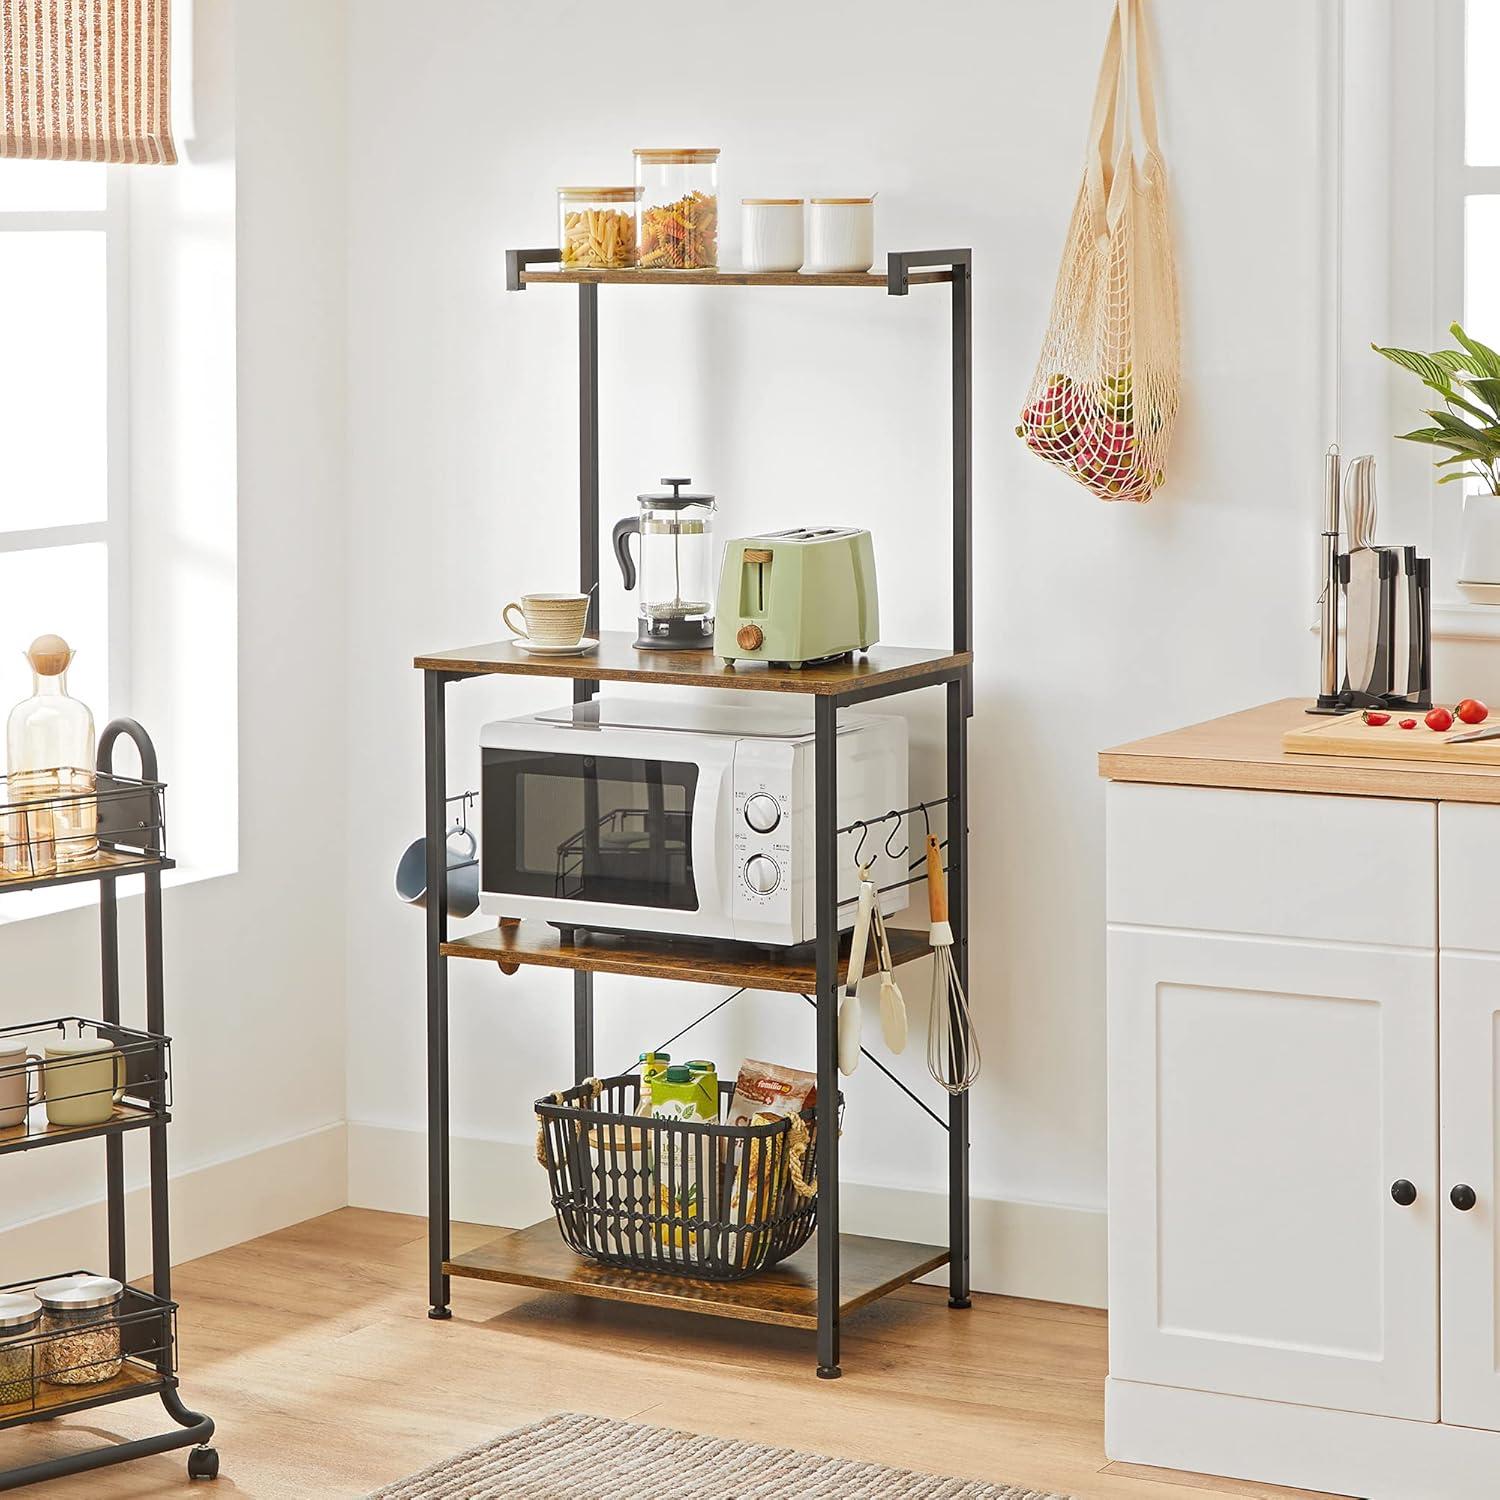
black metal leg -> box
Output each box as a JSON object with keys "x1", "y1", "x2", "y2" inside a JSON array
[
  {"x1": 101, "y1": 878, "x2": 126, "y2": 1284},
  {"x1": 952, "y1": 257, "x2": 973, "y2": 709},
  {"x1": 424, "y1": 669, "x2": 453, "y2": 1320},
  {"x1": 580, "y1": 282, "x2": 600, "y2": 640},
  {"x1": 814, "y1": 695, "x2": 841, "y2": 1379},
  {"x1": 946, "y1": 677, "x2": 972, "y2": 1308},
  {"x1": 142, "y1": 869, "x2": 172, "y2": 1310},
  {"x1": 574, "y1": 975, "x2": 595, "y2": 1081}
]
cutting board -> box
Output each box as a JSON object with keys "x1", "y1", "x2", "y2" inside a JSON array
[{"x1": 1284, "y1": 713, "x2": 1500, "y2": 765}]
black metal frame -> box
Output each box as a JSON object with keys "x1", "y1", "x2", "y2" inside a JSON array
[
  {"x1": 425, "y1": 249, "x2": 974, "y2": 1376},
  {"x1": 0, "y1": 720, "x2": 216, "y2": 1490}
]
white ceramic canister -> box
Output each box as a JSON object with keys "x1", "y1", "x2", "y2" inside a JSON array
[
  {"x1": 805, "y1": 196, "x2": 875, "y2": 274},
  {"x1": 740, "y1": 199, "x2": 803, "y2": 273}
]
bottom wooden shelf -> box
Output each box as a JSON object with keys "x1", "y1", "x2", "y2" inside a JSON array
[
  {"x1": 446, "y1": 1220, "x2": 948, "y2": 1330},
  {"x1": 0, "y1": 1363, "x2": 169, "y2": 1431}
]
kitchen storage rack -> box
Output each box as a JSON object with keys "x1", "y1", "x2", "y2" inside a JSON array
[
  {"x1": 419, "y1": 247, "x2": 973, "y2": 1378},
  {"x1": 535, "y1": 1075, "x2": 832, "y2": 1280},
  {"x1": 0, "y1": 721, "x2": 217, "y2": 1489}
]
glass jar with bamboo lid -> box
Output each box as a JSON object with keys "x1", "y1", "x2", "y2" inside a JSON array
[
  {"x1": 557, "y1": 187, "x2": 642, "y2": 270},
  {"x1": 634, "y1": 148, "x2": 719, "y2": 269}
]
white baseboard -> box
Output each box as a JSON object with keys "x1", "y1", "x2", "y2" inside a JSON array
[
  {"x1": 1106, "y1": 1376, "x2": 1500, "y2": 1500},
  {"x1": 0, "y1": 1122, "x2": 348, "y2": 1280},
  {"x1": 346, "y1": 1121, "x2": 1107, "y2": 1308}
]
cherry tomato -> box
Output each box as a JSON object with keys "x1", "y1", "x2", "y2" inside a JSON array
[
  {"x1": 1426, "y1": 707, "x2": 1455, "y2": 732},
  {"x1": 1456, "y1": 698, "x2": 1489, "y2": 725},
  {"x1": 1399, "y1": 718, "x2": 1418, "y2": 729},
  {"x1": 1363, "y1": 710, "x2": 1390, "y2": 726}
]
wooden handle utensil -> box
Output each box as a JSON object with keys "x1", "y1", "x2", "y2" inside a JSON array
[{"x1": 926, "y1": 835, "x2": 947, "y2": 924}]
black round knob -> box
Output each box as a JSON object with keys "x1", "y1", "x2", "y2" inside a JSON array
[
  {"x1": 1451, "y1": 1184, "x2": 1478, "y2": 1212},
  {"x1": 1391, "y1": 1179, "x2": 1418, "y2": 1206}
]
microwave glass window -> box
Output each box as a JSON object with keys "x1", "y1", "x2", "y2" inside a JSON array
[{"x1": 483, "y1": 749, "x2": 698, "y2": 911}]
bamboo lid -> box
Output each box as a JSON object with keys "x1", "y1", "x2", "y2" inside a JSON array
[
  {"x1": 557, "y1": 186, "x2": 642, "y2": 202},
  {"x1": 26, "y1": 634, "x2": 73, "y2": 676},
  {"x1": 633, "y1": 148, "x2": 720, "y2": 163},
  {"x1": 741, "y1": 197, "x2": 803, "y2": 206},
  {"x1": 809, "y1": 196, "x2": 875, "y2": 205}
]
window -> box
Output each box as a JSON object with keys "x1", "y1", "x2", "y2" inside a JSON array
[
  {"x1": 1459, "y1": 1, "x2": 1500, "y2": 348},
  {"x1": 0, "y1": 160, "x2": 128, "y2": 739}
]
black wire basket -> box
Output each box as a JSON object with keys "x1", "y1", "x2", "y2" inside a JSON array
[{"x1": 534, "y1": 1075, "x2": 835, "y2": 1282}]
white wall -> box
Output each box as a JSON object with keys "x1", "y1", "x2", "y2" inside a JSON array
[
  {"x1": 342, "y1": 0, "x2": 1330, "y2": 1304},
  {"x1": 0, "y1": 0, "x2": 349, "y2": 1272}
]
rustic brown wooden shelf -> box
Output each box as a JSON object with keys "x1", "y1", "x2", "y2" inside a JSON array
[
  {"x1": 443, "y1": 920, "x2": 932, "y2": 992},
  {"x1": 0, "y1": 1363, "x2": 168, "y2": 1431},
  {"x1": 446, "y1": 1220, "x2": 948, "y2": 1330},
  {"x1": 0, "y1": 1100, "x2": 162, "y2": 1156},
  {"x1": 0, "y1": 848, "x2": 174, "y2": 894},
  {"x1": 415, "y1": 631, "x2": 969, "y2": 696},
  {"x1": 520, "y1": 266, "x2": 952, "y2": 289}
]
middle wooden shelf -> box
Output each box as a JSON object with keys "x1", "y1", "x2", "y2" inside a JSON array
[{"x1": 442, "y1": 920, "x2": 933, "y2": 993}]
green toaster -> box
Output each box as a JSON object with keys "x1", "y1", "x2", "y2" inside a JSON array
[{"x1": 714, "y1": 527, "x2": 880, "y2": 668}]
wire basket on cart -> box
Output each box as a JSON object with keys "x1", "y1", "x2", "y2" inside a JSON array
[{"x1": 534, "y1": 1075, "x2": 835, "y2": 1282}]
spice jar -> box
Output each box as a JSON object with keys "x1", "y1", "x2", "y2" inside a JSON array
[
  {"x1": 557, "y1": 187, "x2": 641, "y2": 270},
  {"x1": 0, "y1": 1294, "x2": 41, "y2": 1407},
  {"x1": 36, "y1": 1275, "x2": 123, "y2": 1386},
  {"x1": 634, "y1": 149, "x2": 719, "y2": 270}
]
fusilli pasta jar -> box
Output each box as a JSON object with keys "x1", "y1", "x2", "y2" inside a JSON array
[
  {"x1": 557, "y1": 187, "x2": 641, "y2": 270},
  {"x1": 634, "y1": 149, "x2": 719, "y2": 270}
]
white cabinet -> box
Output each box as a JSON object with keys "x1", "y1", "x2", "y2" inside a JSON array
[
  {"x1": 1108, "y1": 927, "x2": 1438, "y2": 1418},
  {"x1": 1441, "y1": 950, "x2": 1500, "y2": 1431}
]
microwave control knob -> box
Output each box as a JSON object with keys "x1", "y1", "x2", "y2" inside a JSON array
[
  {"x1": 743, "y1": 853, "x2": 781, "y2": 896},
  {"x1": 737, "y1": 624, "x2": 764, "y2": 651},
  {"x1": 743, "y1": 793, "x2": 782, "y2": 834}
]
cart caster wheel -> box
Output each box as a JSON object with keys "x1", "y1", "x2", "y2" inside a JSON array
[
  {"x1": 816, "y1": 1364, "x2": 842, "y2": 1380},
  {"x1": 187, "y1": 1445, "x2": 219, "y2": 1480}
]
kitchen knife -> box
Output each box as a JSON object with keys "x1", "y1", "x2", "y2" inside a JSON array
[{"x1": 1446, "y1": 722, "x2": 1500, "y2": 745}]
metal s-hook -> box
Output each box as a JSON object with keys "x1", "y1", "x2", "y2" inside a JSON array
[
  {"x1": 883, "y1": 811, "x2": 907, "y2": 861},
  {"x1": 852, "y1": 819, "x2": 872, "y2": 869}
]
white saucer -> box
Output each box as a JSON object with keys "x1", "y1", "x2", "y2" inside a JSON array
[{"x1": 512, "y1": 636, "x2": 599, "y2": 657}]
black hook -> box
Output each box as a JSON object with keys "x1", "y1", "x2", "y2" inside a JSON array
[
  {"x1": 920, "y1": 802, "x2": 933, "y2": 841},
  {"x1": 852, "y1": 820, "x2": 872, "y2": 869},
  {"x1": 883, "y1": 810, "x2": 907, "y2": 861}
]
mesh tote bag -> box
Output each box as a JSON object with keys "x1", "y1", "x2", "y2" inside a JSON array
[{"x1": 1018, "y1": 0, "x2": 1180, "y2": 504}]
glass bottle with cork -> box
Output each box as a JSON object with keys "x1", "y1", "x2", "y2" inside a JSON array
[{"x1": 5, "y1": 635, "x2": 98, "y2": 871}]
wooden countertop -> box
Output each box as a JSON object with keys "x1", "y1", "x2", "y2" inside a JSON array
[{"x1": 1099, "y1": 698, "x2": 1500, "y2": 804}]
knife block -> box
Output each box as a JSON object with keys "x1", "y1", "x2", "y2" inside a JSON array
[{"x1": 1319, "y1": 547, "x2": 1431, "y2": 713}]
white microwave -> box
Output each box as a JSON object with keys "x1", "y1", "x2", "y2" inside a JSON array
[{"x1": 478, "y1": 698, "x2": 908, "y2": 947}]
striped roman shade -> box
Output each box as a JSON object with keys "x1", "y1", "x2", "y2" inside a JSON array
[{"x1": 1, "y1": 0, "x2": 175, "y2": 164}]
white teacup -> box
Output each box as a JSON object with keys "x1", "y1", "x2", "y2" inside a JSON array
[{"x1": 503, "y1": 593, "x2": 590, "y2": 647}]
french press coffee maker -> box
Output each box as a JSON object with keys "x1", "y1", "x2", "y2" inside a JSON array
[{"x1": 612, "y1": 478, "x2": 716, "y2": 650}]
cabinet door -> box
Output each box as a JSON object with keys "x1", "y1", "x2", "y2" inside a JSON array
[
  {"x1": 1109, "y1": 928, "x2": 1438, "y2": 1419},
  {"x1": 1441, "y1": 951, "x2": 1500, "y2": 1430}
]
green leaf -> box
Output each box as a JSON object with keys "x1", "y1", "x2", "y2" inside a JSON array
[
  {"x1": 1438, "y1": 469, "x2": 1478, "y2": 483},
  {"x1": 1461, "y1": 376, "x2": 1500, "y2": 418},
  {"x1": 1444, "y1": 388, "x2": 1500, "y2": 425},
  {"x1": 1432, "y1": 350, "x2": 1472, "y2": 374},
  {"x1": 1451, "y1": 323, "x2": 1500, "y2": 379},
  {"x1": 1397, "y1": 427, "x2": 1449, "y2": 444},
  {"x1": 1373, "y1": 343, "x2": 1455, "y2": 392}
]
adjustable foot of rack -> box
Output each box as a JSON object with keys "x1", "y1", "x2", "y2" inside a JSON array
[
  {"x1": 427, "y1": 1306, "x2": 452, "y2": 1320},
  {"x1": 816, "y1": 1365, "x2": 842, "y2": 1381}
]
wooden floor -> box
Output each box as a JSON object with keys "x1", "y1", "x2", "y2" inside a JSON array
[{"x1": 6, "y1": 1209, "x2": 1328, "y2": 1499}]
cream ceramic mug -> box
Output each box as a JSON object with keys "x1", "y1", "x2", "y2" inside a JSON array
[
  {"x1": 503, "y1": 592, "x2": 590, "y2": 647},
  {"x1": 0, "y1": 1043, "x2": 41, "y2": 1129},
  {"x1": 41, "y1": 1036, "x2": 125, "y2": 1128}
]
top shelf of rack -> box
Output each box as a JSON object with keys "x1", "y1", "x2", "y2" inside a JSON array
[
  {"x1": 415, "y1": 632, "x2": 970, "y2": 697},
  {"x1": 518, "y1": 267, "x2": 952, "y2": 289},
  {"x1": 505, "y1": 248, "x2": 970, "y2": 295}
]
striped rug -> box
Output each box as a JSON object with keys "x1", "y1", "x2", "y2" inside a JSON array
[{"x1": 368, "y1": 1411, "x2": 1071, "y2": 1500}]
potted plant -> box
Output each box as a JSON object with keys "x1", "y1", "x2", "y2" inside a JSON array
[{"x1": 1374, "y1": 323, "x2": 1500, "y2": 593}]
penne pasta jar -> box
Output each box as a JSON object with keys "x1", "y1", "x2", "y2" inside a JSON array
[
  {"x1": 557, "y1": 187, "x2": 641, "y2": 270},
  {"x1": 634, "y1": 148, "x2": 720, "y2": 270}
]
